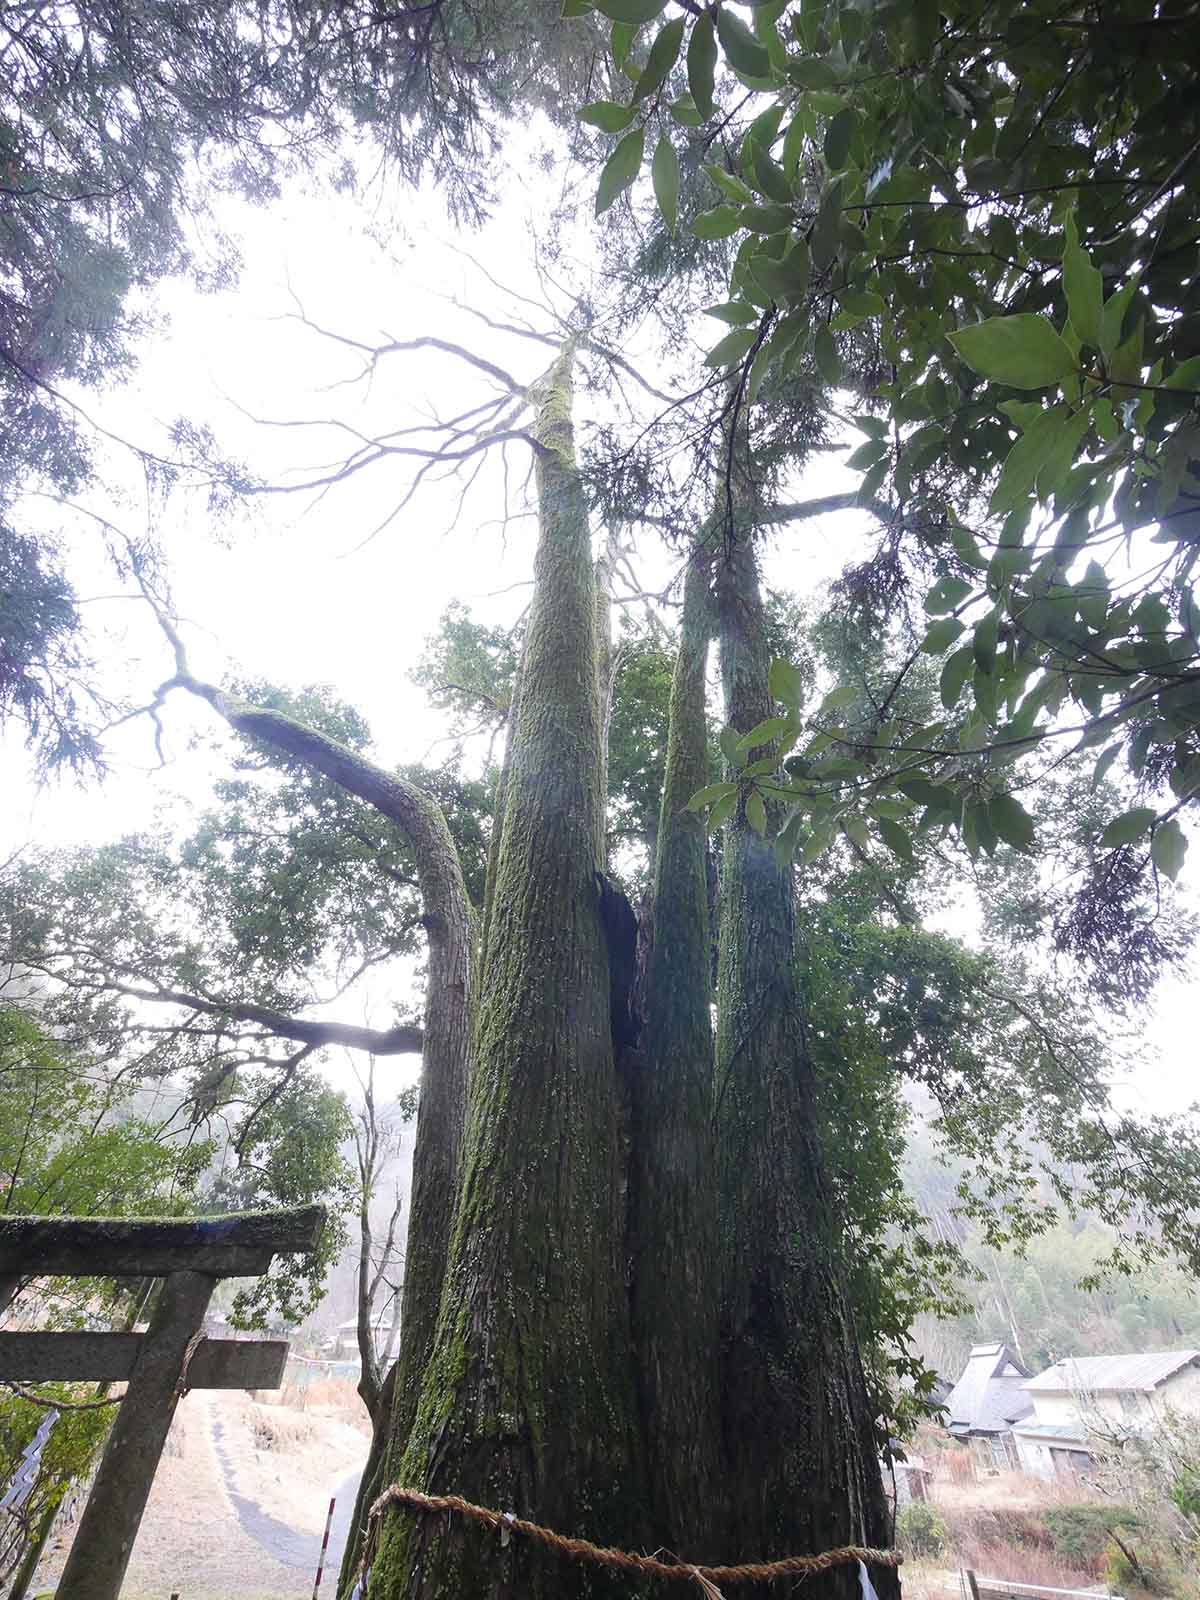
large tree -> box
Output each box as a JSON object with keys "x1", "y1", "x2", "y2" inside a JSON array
[
  {"x1": 10, "y1": 313, "x2": 1199, "y2": 1600},
  {"x1": 5, "y1": 6, "x2": 1200, "y2": 1598}
]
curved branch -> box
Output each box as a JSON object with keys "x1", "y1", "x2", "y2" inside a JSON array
[
  {"x1": 103, "y1": 980, "x2": 424, "y2": 1056},
  {"x1": 760, "y1": 491, "x2": 893, "y2": 526}
]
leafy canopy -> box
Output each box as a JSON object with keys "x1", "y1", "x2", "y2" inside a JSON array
[{"x1": 579, "y1": 0, "x2": 1200, "y2": 898}]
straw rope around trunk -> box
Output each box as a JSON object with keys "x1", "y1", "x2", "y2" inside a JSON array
[{"x1": 364, "y1": 1484, "x2": 901, "y2": 1596}]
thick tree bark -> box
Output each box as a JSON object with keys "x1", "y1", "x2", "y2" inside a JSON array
[
  {"x1": 370, "y1": 348, "x2": 644, "y2": 1598},
  {"x1": 629, "y1": 547, "x2": 723, "y2": 1558},
  {"x1": 714, "y1": 533, "x2": 896, "y2": 1598}
]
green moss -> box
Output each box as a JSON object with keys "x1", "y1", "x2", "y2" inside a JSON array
[{"x1": 367, "y1": 347, "x2": 645, "y2": 1598}]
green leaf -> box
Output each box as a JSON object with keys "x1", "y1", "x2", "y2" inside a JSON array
[
  {"x1": 921, "y1": 617, "x2": 966, "y2": 653},
  {"x1": 802, "y1": 823, "x2": 835, "y2": 863},
  {"x1": 594, "y1": 0, "x2": 665, "y2": 22},
  {"x1": 820, "y1": 684, "x2": 858, "y2": 713},
  {"x1": 924, "y1": 575, "x2": 973, "y2": 615},
  {"x1": 973, "y1": 608, "x2": 1001, "y2": 676},
  {"x1": 1091, "y1": 745, "x2": 1122, "y2": 788},
  {"x1": 611, "y1": 20, "x2": 638, "y2": 70},
  {"x1": 651, "y1": 134, "x2": 680, "y2": 231},
  {"x1": 940, "y1": 643, "x2": 974, "y2": 710},
  {"x1": 1063, "y1": 212, "x2": 1103, "y2": 351},
  {"x1": 751, "y1": 142, "x2": 793, "y2": 204},
  {"x1": 1036, "y1": 404, "x2": 1092, "y2": 502},
  {"x1": 839, "y1": 287, "x2": 885, "y2": 319},
  {"x1": 669, "y1": 94, "x2": 704, "y2": 127},
  {"x1": 815, "y1": 322, "x2": 840, "y2": 384},
  {"x1": 1100, "y1": 806, "x2": 1157, "y2": 848},
  {"x1": 741, "y1": 203, "x2": 794, "y2": 232},
  {"x1": 877, "y1": 816, "x2": 914, "y2": 863},
  {"x1": 687, "y1": 13, "x2": 718, "y2": 119},
  {"x1": 737, "y1": 715, "x2": 791, "y2": 748},
  {"x1": 703, "y1": 301, "x2": 759, "y2": 325},
  {"x1": 705, "y1": 326, "x2": 757, "y2": 367},
  {"x1": 693, "y1": 204, "x2": 743, "y2": 239},
  {"x1": 1100, "y1": 275, "x2": 1141, "y2": 363},
  {"x1": 578, "y1": 100, "x2": 638, "y2": 132},
  {"x1": 769, "y1": 656, "x2": 805, "y2": 711},
  {"x1": 561, "y1": 0, "x2": 594, "y2": 17},
  {"x1": 1164, "y1": 356, "x2": 1200, "y2": 391},
  {"x1": 988, "y1": 792, "x2": 1035, "y2": 851},
  {"x1": 719, "y1": 724, "x2": 748, "y2": 769},
  {"x1": 846, "y1": 438, "x2": 887, "y2": 470},
  {"x1": 704, "y1": 163, "x2": 755, "y2": 203},
  {"x1": 810, "y1": 177, "x2": 843, "y2": 271},
  {"x1": 595, "y1": 127, "x2": 645, "y2": 215},
  {"x1": 774, "y1": 807, "x2": 807, "y2": 868},
  {"x1": 716, "y1": 6, "x2": 771, "y2": 76},
  {"x1": 990, "y1": 405, "x2": 1065, "y2": 514},
  {"x1": 790, "y1": 57, "x2": 838, "y2": 89},
  {"x1": 750, "y1": 240, "x2": 810, "y2": 303},
  {"x1": 687, "y1": 781, "x2": 738, "y2": 812},
  {"x1": 823, "y1": 107, "x2": 857, "y2": 171},
  {"x1": 632, "y1": 16, "x2": 685, "y2": 102},
  {"x1": 707, "y1": 789, "x2": 738, "y2": 832},
  {"x1": 745, "y1": 789, "x2": 768, "y2": 835},
  {"x1": 1151, "y1": 818, "x2": 1187, "y2": 881},
  {"x1": 949, "y1": 314, "x2": 1078, "y2": 390}
]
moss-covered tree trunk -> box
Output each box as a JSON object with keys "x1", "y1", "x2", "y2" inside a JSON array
[
  {"x1": 629, "y1": 546, "x2": 722, "y2": 1558},
  {"x1": 369, "y1": 348, "x2": 645, "y2": 1599},
  {"x1": 714, "y1": 532, "x2": 896, "y2": 1598},
  {"x1": 163, "y1": 694, "x2": 475, "y2": 1600}
]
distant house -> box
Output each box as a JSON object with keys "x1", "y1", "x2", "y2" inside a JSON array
[
  {"x1": 1013, "y1": 1349, "x2": 1200, "y2": 1480},
  {"x1": 323, "y1": 1311, "x2": 397, "y2": 1362},
  {"x1": 943, "y1": 1342, "x2": 1034, "y2": 1470}
]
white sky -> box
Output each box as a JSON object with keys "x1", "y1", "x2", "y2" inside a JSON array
[{"x1": 1, "y1": 159, "x2": 1195, "y2": 1118}]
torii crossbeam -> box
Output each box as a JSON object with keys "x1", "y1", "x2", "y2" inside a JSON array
[{"x1": 0, "y1": 1205, "x2": 326, "y2": 1600}]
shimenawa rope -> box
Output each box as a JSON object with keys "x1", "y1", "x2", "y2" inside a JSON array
[{"x1": 362, "y1": 1484, "x2": 901, "y2": 1597}]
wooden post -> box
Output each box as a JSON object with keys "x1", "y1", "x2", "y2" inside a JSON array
[
  {"x1": 0, "y1": 1206, "x2": 323, "y2": 1598},
  {"x1": 54, "y1": 1271, "x2": 215, "y2": 1600},
  {"x1": 967, "y1": 1571, "x2": 982, "y2": 1600}
]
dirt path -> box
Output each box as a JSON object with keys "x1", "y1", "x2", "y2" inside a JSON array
[
  {"x1": 210, "y1": 1406, "x2": 361, "y2": 1575},
  {"x1": 33, "y1": 1389, "x2": 368, "y2": 1600}
]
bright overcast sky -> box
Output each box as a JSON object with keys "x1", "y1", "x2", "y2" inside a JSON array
[{"x1": 2, "y1": 143, "x2": 1195, "y2": 1119}]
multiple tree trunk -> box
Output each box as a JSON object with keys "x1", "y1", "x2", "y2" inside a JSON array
[{"x1": 189, "y1": 347, "x2": 895, "y2": 1599}]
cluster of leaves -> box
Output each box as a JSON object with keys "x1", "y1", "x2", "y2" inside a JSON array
[
  {"x1": 208, "y1": 1071, "x2": 355, "y2": 1329},
  {"x1": 0, "y1": 1003, "x2": 212, "y2": 1585},
  {"x1": 0, "y1": 532, "x2": 103, "y2": 774},
  {"x1": 0, "y1": 1005, "x2": 209, "y2": 1221},
  {"x1": 577, "y1": 0, "x2": 1200, "y2": 902},
  {"x1": 0, "y1": 1379, "x2": 114, "y2": 1590}
]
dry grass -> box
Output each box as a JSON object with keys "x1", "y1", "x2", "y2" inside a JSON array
[
  {"x1": 956, "y1": 1535, "x2": 1107, "y2": 1591},
  {"x1": 263, "y1": 1369, "x2": 370, "y2": 1429}
]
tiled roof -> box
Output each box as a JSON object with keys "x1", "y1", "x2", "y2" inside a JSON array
[
  {"x1": 1024, "y1": 1351, "x2": 1200, "y2": 1395},
  {"x1": 945, "y1": 1343, "x2": 1035, "y2": 1435}
]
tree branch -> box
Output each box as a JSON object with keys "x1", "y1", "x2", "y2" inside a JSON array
[{"x1": 103, "y1": 980, "x2": 424, "y2": 1056}]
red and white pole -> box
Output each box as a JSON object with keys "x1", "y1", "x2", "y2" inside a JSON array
[{"x1": 311, "y1": 1496, "x2": 336, "y2": 1599}]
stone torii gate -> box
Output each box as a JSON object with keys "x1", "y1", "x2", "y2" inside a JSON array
[{"x1": 0, "y1": 1205, "x2": 325, "y2": 1600}]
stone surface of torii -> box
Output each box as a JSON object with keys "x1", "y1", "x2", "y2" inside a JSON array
[{"x1": 0, "y1": 1205, "x2": 325, "y2": 1600}]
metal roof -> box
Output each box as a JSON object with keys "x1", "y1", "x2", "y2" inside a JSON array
[
  {"x1": 1024, "y1": 1351, "x2": 1200, "y2": 1395},
  {"x1": 944, "y1": 1343, "x2": 1035, "y2": 1434}
]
